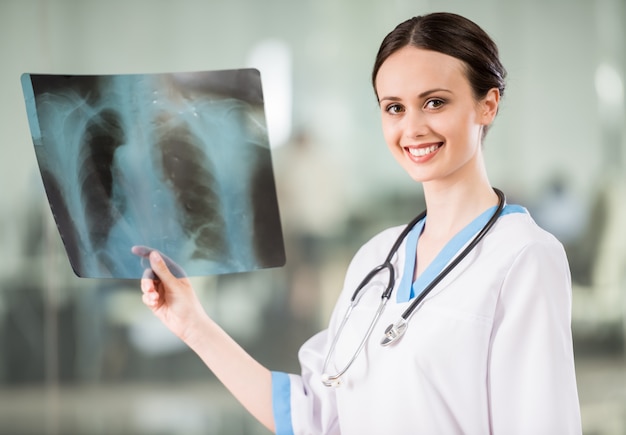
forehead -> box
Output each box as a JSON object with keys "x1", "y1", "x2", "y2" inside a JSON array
[{"x1": 375, "y1": 47, "x2": 470, "y2": 96}]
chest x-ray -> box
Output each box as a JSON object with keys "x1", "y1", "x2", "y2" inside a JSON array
[{"x1": 21, "y1": 68, "x2": 285, "y2": 278}]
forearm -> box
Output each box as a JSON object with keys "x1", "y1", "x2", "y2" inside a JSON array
[
  {"x1": 137, "y1": 249, "x2": 276, "y2": 431},
  {"x1": 183, "y1": 314, "x2": 276, "y2": 433}
]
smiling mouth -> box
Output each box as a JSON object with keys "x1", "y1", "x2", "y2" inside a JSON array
[{"x1": 406, "y1": 143, "x2": 443, "y2": 157}]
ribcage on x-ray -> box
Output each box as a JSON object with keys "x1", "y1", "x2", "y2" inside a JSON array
[
  {"x1": 27, "y1": 70, "x2": 284, "y2": 278},
  {"x1": 78, "y1": 108, "x2": 126, "y2": 251},
  {"x1": 155, "y1": 124, "x2": 228, "y2": 262}
]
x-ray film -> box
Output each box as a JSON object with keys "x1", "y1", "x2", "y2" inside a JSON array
[{"x1": 21, "y1": 69, "x2": 285, "y2": 278}]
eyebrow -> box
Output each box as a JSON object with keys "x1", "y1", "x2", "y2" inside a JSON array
[{"x1": 378, "y1": 88, "x2": 453, "y2": 103}]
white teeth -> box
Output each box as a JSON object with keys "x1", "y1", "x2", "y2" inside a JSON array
[{"x1": 408, "y1": 144, "x2": 441, "y2": 157}]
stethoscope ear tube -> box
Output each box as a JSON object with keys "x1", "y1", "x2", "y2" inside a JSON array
[{"x1": 380, "y1": 188, "x2": 506, "y2": 346}]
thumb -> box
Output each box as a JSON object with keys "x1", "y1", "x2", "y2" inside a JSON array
[
  {"x1": 132, "y1": 245, "x2": 188, "y2": 279},
  {"x1": 149, "y1": 250, "x2": 179, "y2": 286}
]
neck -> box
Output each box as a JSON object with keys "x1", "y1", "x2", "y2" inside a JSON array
[{"x1": 421, "y1": 178, "x2": 498, "y2": 240}]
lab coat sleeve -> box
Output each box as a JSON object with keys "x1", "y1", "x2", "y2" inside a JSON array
[
  {"x1": 271, "y1": 330, "x2": 340, "y2": 435},
  {"x1": 488, "y1": 239, "x2": 582, "y2": 434},
  {"x1": 270, "y1": 227, "x2": 400, "y2": 435}
]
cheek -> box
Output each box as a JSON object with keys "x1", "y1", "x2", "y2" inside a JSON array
[
  {"x1": 434, "y1": 111, "x2": 479, "y2": 143},
  {"x1": 380, "y1": 118, "x2": 401, "y2": 147}
]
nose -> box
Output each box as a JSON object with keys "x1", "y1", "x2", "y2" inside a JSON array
[{"x1": 402, "y1": 109, "x2": 428, "y2": 138}]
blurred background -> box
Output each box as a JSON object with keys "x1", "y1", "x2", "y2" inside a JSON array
[{"x1": 1, "y1": 0, "x2": 625, "y2": 434}]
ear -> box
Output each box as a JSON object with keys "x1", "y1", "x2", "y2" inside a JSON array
[{"x1": 478, "y1": 88, "x2": 500, "y2": 125}]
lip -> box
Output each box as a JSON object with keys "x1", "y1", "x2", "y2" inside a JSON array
[{"x1": 403, "y1": 142, "x2": 443, "y2": 163}]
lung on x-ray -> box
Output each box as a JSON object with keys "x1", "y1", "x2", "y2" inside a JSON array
[{"x1": 21, "y1": 69, "x2": 285, "y2": 278}]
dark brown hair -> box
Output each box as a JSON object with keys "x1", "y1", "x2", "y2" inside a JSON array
[{"x1": 372, "y1": 12, "x2": 507, "y2": 102}]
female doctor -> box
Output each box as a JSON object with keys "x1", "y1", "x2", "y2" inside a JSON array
[{"x1": 136, "y1": 11, "x2": 582, "y2": 435}]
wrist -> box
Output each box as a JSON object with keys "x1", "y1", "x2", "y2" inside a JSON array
[{"x1": 179, "y1": 311, "x2": 215, "y2": 348}]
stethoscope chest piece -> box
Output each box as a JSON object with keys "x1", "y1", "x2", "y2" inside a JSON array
[
  {"x1": 380, "y1": 318, "x2": 408, "y2": 346},
  {"x1": 320, "y1": 188, "x2": 506, "y2": 386}
]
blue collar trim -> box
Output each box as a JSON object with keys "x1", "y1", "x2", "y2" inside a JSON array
[{"x1": 395, "y1": 204, "x2": 526, "y2": 303}]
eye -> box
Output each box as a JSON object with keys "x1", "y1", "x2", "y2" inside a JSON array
[
  {"x1": 424, "y1": 98, "x2": 445, "y2": 110},
  {"x1": 385, "y1": 103, "x2": 405, "y2": 115}
]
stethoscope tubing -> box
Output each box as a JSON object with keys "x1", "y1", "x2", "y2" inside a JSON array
[
  {"x1": 322, "y1": 187, "x2": 506, "y2": 386},
  {"x1": 321, "y1": 297, "x2": 389, "y2": 387},
  {"x1": 398, "y1": 188, "x2": 505, "y2": 322},
  {"x1": 381, "y1": 188, "x2": 506, "y2": 345}
]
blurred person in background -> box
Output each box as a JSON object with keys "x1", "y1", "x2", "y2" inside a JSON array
[{"x1": 135, "y1": 11, "x2": 581, "y2": 435}]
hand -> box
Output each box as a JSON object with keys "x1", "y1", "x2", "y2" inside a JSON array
[
  {"x1": 132, "y1": 246, "x2": 207, "y2": 341},
  {"x1": 131, "y1": 247, "x2": 275, "y2": 432}
]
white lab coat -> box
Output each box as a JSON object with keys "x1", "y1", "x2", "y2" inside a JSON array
[{"x1": 271, "y1": 205, "x2": 582, "y2": 434}]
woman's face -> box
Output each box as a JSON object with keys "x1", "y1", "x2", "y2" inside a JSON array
[{"x1": 375, "y1": 46, "x2": 498, "y2": 186}]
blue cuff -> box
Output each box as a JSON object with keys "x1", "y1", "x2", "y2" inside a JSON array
[{"x1": 271, "y1": 371, "x2": 294, "y2": 435}]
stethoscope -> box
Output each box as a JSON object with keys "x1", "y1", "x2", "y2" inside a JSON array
[{"x1": 321, "y1": 188, "x2": 506, "y2": 387}]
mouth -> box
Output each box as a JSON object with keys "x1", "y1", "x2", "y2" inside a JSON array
[{"x1": 405, "y1": 142, "x2": 443, "y2": 158}]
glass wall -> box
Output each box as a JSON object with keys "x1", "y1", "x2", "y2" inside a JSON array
[{"x1": 0, "y1": 0, "x2": 624, "y2": 433}]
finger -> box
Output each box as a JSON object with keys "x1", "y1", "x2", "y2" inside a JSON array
[
  {"x1": 149, "y1": 250, "x2": 178, "y2": 286},
  {"x1": 132, "y1": 246, "x2": 187, "y2": 279},
  {"x1": 140, "y1": 278, "x2": 155, "y2": 295},
  {"x1": 140, "y1": 267, "x2": 164, "y2": 309},
  {"x1": 141, "y1": 266, "x2": 159, "y2": 283},
  {"x1": 132, "y1": 245, "x2": 152, "y2": 258},
  {"x1": 142, "y1": 289, "x2": 160, "y2": 308},
  {"x1": 163, "y1": 255, "x2": 187, "y2": 279}
]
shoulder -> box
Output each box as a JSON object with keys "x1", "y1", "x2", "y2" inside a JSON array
[
  {"x1": 487, "y1": 205, "x2": 571, "y2": 286},
  {"x1": 462, "y1": 204, "x2": 571, "y2": 290},
  {"x1": 491, "y1": 205, "x2": 566, "y2": 255}
]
